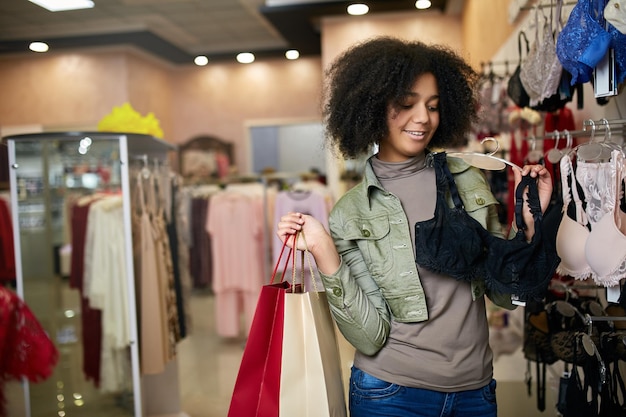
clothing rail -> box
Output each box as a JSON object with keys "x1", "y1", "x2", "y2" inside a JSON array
[
  {"x1": 525, "y1": 118, "x2": 626, "y2": 141},
  {"x1": 520, "y1": 1, "x2": 576, "y2": 11}
]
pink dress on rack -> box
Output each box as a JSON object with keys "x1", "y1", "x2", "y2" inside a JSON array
[{"x1": 207, "y1": 184, "x2": 265, "y2": 338}]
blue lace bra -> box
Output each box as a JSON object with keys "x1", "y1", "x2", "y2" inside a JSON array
[{"x1": 557, "y1": 0, "x2": 626, "y2": 86}]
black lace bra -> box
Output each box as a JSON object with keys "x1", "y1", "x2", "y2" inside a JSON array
[
  {"x1": 414, "y1": 152, "x2": 486, "y2": 281},
  {"x1": 414, "y1": 152, "x2": 560, "y2": 302}
]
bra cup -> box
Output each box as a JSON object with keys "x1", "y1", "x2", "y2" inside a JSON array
[
  {"x1": 556, "y1": 154, "x2": 594, "y2": 280},
  {"x1": 414, "y1": 153, "x2": 485, "y2": 280},
  {"x1": 414, "y1": 204, "x2": 485, "y2": 280},
  {"x1": 555, "y1": 211, "x2": 593, "y2": 279},
  {"x1": 585, "y1": 208, "x2": 626, "y2": 286}
]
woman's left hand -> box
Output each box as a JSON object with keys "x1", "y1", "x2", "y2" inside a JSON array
[{"x1": 513, "y1": 164, "x2": 552, "y2": 238}]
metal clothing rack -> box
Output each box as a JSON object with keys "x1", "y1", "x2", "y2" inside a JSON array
[{"x1": 528, "y1": 118, "x2": 626, "y2": 141}]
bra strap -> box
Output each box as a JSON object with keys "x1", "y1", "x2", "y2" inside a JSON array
[
  {"x1": 562, "y1": 156, "x2": 588, "y2": 227},
  {"x1": 437, "y1": 153, "x2": 466, "y2": 210},
  {"x1": 514, "y1": 174, "x2": 542, "y2": 233}
]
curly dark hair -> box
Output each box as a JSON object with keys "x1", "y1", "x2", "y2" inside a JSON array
[{"x1": 322, "y1": 36, "x2": 480, "y2": 159}]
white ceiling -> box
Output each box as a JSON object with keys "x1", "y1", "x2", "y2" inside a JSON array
[{"x1": 0, "y1": 0, "x2": 458, "y2": 64}]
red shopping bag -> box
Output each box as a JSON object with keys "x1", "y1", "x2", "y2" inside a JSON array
[
  {"x1": 227, "y1": 280, "x2": 288, "y2": 417},
  {"x1": 227, "y1": 233, "x2": 347, "y2": 417}
]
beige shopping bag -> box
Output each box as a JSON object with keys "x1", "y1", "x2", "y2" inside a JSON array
[{"x1": 281, "y1": 289, "x2": 347, "y2": 417}]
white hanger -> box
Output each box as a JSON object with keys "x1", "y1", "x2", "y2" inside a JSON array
[
  {"x1": 447, "y1": 137, "x2": 523, "y2": 172},
  {"x1": 545, "y1": 129, "x2": 573, "y2": 164},
  {"x1": 570, "y1": 119, "x2": 623, "y2": 162}
]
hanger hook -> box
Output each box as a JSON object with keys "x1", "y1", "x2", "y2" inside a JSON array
[
  {"x1": 583, "y1": 119, "x2": 597, "y2": 143},
  {"x1": 601, "y1": 118, "x2": 611, "y2": 143},
  {"x1": 553, "y1": 129, "x2": 560, "y2": 147},
  {"x1": 563, "y1": 129, "x2": 572, "y2": 149},
  {"x1": 479, "y1": 136, "x2": 500, "y2": 156}
]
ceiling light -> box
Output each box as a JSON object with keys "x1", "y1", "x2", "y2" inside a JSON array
[
  {"x1": 285, "y1": 50, "x2": 300, "y2": 60},
  {"x1": 194, "y1": 55, "x2": 208, "y2": 66},
  {"x1": 29, "y1": 42, "x2": 49, "y2": 52},
  {"x1": 347, "y1": 4, "x2": 369, "y2": 16},
  {"x1": 29, "y1": 0, "x2": 95, "y2": 12},
  {"x1": 237, "y1": 52, "x2": 255, "y2": 64},
  {"x1": 415, "y1": 0, "x2": 432, "y2": 9}
]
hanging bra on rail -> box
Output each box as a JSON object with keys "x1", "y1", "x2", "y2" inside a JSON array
[
  {"x1": 584, "y1": 150, "x2": 626, "y2": 286},
  {"x1": 576, "y1": 151, "x2": 621, "y2": 225},
  {"x1": 414, "y1": 152, "x2": 560, "y2": 302},
  {"x1": 556, "y1": 155, "x2": 593, "y2": 280}
]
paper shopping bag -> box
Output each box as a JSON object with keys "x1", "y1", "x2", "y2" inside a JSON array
[
  {"x1": 227, "y1": 281, "x2": 287, "y2": 417},
  {"x1": 227, "y1": 233, "x2": 347, "y2": 417},
  {"x1": 280, "y1": 290, "x2": 347, "y2": 417}
]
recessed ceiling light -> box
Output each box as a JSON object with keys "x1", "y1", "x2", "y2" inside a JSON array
[
  {"x1": 285, "y1": 50, "x2": 300, "y2": 60},
  {"x1": 29, "y1": 0, "x2": 95, "y2": 12},
  {"x1": 347, "y1": 4, "x2": 369, "y2": 16},
  {"x1": 194, "y1": 55, "x2": 209, "y2": 66},
  {"x1": 415, "y1": 0, "x2": 432, "y2": 10},
  {"x1": 29, "y1": 41, "x2": 49, "y2": 52},
  {"x1": 237, "y1": 53, "x2": 255, "y2": 64}
]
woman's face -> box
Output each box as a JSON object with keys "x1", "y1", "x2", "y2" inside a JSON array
[{"x1": 377, "y1": 72, "x2": 440, "y2": 162}]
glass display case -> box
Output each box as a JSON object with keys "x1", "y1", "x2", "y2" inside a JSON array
[{"x1": 5, "y1": 131, "x2": 178, "y2": 417}]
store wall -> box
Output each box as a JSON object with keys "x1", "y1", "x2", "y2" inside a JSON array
[
  {"x1": 169, "y1": 56, "x2": 323, "y2": 169},
  {"x1": 462, "y1": 0, "x2": 517, "y2": 68},
  {"x1": 0, "y1": 50, "x2": 129, "y2": 129}
]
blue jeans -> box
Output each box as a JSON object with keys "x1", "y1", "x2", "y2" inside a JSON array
[{"x1": 349, "y1": 367, "x2": 497, "y2": 417}]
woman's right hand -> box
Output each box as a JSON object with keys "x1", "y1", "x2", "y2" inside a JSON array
[{"x1": 276, "y1": 212, "x2": 340, "y2": 275}]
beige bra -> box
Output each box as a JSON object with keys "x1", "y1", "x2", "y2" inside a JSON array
[{"x1": 556, "y1": 155, "x2": 593, "y2": 280}]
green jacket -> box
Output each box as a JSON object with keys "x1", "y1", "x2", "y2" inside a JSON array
[{"x1": 319, "y1": 154, "x2": 515, "y2": 355}]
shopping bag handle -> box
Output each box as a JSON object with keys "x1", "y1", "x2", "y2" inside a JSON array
[
  {"x1": 270, "y1": 233, "x2": 295, "y2": 285},
  {"x1": 270, "y1": 231, "x2": 321, "y2": 296},
  {"x1": 299, "y1": 231, "x2": 321, "y2": 296}
]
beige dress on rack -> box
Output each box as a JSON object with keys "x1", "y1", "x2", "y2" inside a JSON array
[{"x1": 135, "y1": 172, "x2": 169, "y2": 375}]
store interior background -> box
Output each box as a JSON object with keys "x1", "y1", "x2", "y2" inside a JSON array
[{"x1": 2, "y1": 0, "x2": 626, "y2": 416}]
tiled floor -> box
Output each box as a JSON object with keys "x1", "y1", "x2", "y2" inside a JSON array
[{"x1": 176, "y1": 291, "x2": 247, "y2": 417}]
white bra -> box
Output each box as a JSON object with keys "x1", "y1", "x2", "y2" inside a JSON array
[{"x1": 584, "y1": 150, "x2": 626, "y2": 286}]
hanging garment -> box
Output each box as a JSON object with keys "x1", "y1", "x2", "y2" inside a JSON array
[
  {"x1": 606, "y1": 0, "x2": 626, "y2": 33},
  {"x1": 84, "y1": 195, "x2": 132, "y2": 393},
  {"x1": 207, "y1": 184, "x2": 266, "y2": 338},
  {"x1": 543, "y1": 108, "x2": 577, "y2": 177},
  {"x1": 0, "y1": 199, "x2": 15, "y2": 282},
  {"x1": 584, "y1": 150, "x2": 626, "y2": 286},
  {"x1": 70, "y1": 198, "x2": 104, "y2": 387},
  {"x1": 0, "y1": 286, "x2": 58, "y2": 417},
  {"x1": 134, "y1": 173, "x2": 172, "y2": 375},
  {"x1": 148, "y1": 173, "x2": 181, "y2": 355},
  {"x1": 520, "y1": 3, "x2": 564, "y2": 107},
  {"x1": 556, "y1": 155, "x2": 593, "y2": 280},
  {"x1": 556, "y1": 0, "x2": 612, "y2": 85},
  {"x1": 190, "y1": 196, "x2": 213, "y2": 289},
  {"x1": 576, "y1": 151, "x2": 620, "y2": 225}
]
